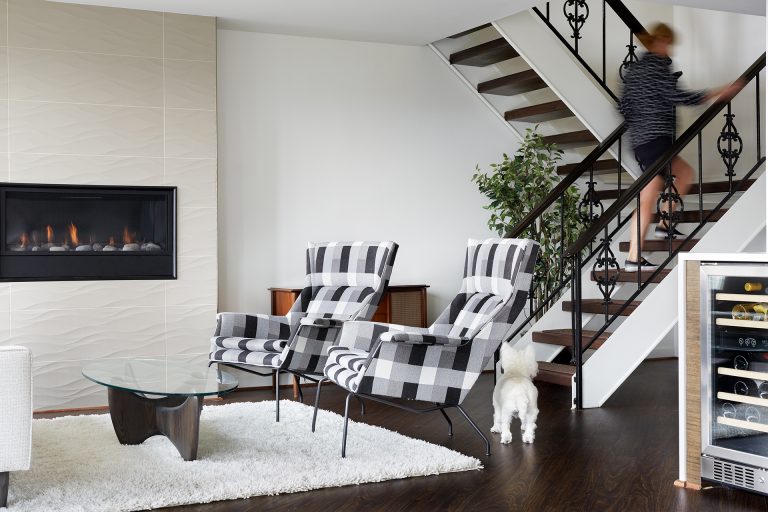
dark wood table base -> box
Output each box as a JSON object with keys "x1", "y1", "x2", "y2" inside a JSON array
[{"x1": 107, "y1": 388, "x2": 204, "y2": 461}]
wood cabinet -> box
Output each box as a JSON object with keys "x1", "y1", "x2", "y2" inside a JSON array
[{"x1": 269, "y1": 284, "x2": 429, "y2": 327}]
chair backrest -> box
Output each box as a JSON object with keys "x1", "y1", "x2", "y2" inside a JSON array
[
  {"x1": 280, "y1": 241, "x2": 398, "y2": 375},
  {"x1": 430, "y1": 238, "x2": 537, "y2": 342},
  {"x1": 286, "y1": 241, "x2": 398, "y2": 324}
]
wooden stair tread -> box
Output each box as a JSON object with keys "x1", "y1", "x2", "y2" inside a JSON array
[
  {"x1": 618, "y1": 239, "x2": 699, "y2": 252},
  {"x1": 535, "y1": 362, "x2": 576, "y2": 386},
  {"x1": 477, "y1": 69, "x2": 547, "y2": 96},
  {"x1": 563, "y1": 299, "x2": 641, "y2": 316},
  {"x1": 557, "y1": 159, "x2": 619, "y2": 177},
  {"x1": 532, "y1": 329, "x2": 610, "y2": 349},
  {"x1": 651, "y1": 209, "x2": 727, "y2": 223},
  {"x1": 448, "y1": 23, "x2": 493, "y2": 39},
  {"x1": 590, "y1": 268, "x2": 672, "y2": 284},
  {"x1": 450, "y1": 38, "x2": 519, "y2": 66},
  {"x1": 542, "y1": 130, "x2": 596, "y2": 149},
  {"x1": 505, "y1": 100, "x2": 572, "y2": 123},
  {"x1": 594, "y1": 179, "x2": 756, "y2": 201}
]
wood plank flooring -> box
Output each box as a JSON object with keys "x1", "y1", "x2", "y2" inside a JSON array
[{"x1": 38, "y1": 360, "x2": 768, "y2": 511}]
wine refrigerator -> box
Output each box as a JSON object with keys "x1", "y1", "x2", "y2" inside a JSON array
[{"x1": 700, "y1": 263, "x2": 768, "y2": 494}]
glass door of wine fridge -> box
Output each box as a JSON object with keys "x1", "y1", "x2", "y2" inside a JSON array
[{"x1": 701, "y1": 263, "x2": 768, "y2": 494}]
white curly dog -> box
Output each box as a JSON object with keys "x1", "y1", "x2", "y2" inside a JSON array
[{"x1": 491, "y1": 343, "x2": 539, "y2": 444}]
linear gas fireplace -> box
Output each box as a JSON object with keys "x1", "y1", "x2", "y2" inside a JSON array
[{"x1": 0, "y1": 184, "x2": 176, "y2": 281}]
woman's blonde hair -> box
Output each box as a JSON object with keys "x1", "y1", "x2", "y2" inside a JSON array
[{"x1": 638, "y1": 22, "x2": 676, "y2": 48}]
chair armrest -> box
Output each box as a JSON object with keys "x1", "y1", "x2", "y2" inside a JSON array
[
  {"x1": 336, "y1": 321, "x2": 426, "y2": 352},
  {"x1": 215, "y1": 312, "x2": 292, "y2": 339},
  {"x1": 299, "y1": 317, "x2": 347, "y2": 328},
  {"x1": 380, "y1": 332, "x2": 470, "y2": 347}
]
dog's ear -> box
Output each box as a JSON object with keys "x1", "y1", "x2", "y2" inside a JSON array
[{"x1": 524, "y1": 344, "x2": 538, "y2": 378}]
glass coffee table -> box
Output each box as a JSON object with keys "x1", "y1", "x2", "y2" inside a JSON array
[{"x1": 82, "y1": 358, "x2": 238, "y2": 461}]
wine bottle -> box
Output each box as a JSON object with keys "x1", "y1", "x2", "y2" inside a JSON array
[
  {"x1": 716, "y1": 351, "x2": 768, "y2": 372},
  {"x1": 732, "y1": 303, "x2": 768, "y2": 321},
  {"x1": 719, "y1": 402, "x2": 767, "y2": 423},
  {"x1": 760, "y1": 382, "x2": 768, "y2": 399},
  {"x1": 744, "y1": 282, "x2": 764, "y2": 292},
  {"x1": 718, "y1": 375, "x2": 760, "y2": 396}
]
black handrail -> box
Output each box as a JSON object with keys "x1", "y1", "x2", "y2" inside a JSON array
[
  {"x1": 565, "y1": 52, "x2": 766, "y2": 257},
  {"x1": 507, "y1": 122, "x2": 627, "y2": 238},
  {"x1": 604, "y1": 0, "x2": 645, "y2": 34}
]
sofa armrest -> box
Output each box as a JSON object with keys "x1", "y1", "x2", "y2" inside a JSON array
[
  {"x1": 0, "y1": 346, "x2": 32, "y2": 473},
  {"x1": 299, "y1": 317, "x2": 347, "y2": 329},
  {"x1": 215, "y1": 312, "x2": 292, "y2": 340}
]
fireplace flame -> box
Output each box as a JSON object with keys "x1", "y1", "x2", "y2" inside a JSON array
[
  {"x1": 68, "y1": 223, "x2": 79, "y2": 246},
  {"x1": 108, "y1": 236, "x2": 116, "y2": 247},
  {"x1": 46, "y1": 225, "x2": 54, "y2": 244},
  {"x1": 19, "y1": 232, "x2": 29, "y2": 248},
  {"x1": 122, "y1": 227, "x2": 136, "y2": 245}
]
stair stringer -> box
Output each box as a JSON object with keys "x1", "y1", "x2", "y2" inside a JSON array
[
  {"x1": 493, "y1": 10, "x2": 642, "y2": 178},
  {"x1": 579, "y1": 171, "x2": 766, "y2": 409}
]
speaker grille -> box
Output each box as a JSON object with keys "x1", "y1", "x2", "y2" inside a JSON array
[
  {"x1": 713, "y1": 459, "x2": 756, "y2": 489},
  {"x1": 390, "y1": 290, "x2": 425, "y2": 326}
]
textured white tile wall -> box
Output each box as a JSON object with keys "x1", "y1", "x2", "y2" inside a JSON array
[{"x1": 0, "y1": 0, "x2": 217, "y2": 411}]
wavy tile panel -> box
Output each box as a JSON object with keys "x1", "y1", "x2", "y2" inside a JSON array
[
  {"x1": 9, "y1": 0, "x2": 162, "y2": 58},
  {"x1": 0, "y1": 284, "x2": 10, "y2": 312},
  {"x1": 165, "y1": 108, "x2": 217, "y2": 159},
  {"x1": 166, "y1": 304, "x2": 216, "y2": 355},
  {"x1": 177, "y1": 207, "x2": 217, "y2": 259},
  {"x1": 164, "y1": 157, "x2": 216, "y2": 208},
  {"x1": 12, "y1": 307, "x2": 165, "y2": 362},
  {"x1": 10, "y1": 153, "x2": 162, "y2": 185},
  {"x1": 164, "y1": 14, "x2": 216, "y2": 61},
  {"x1": 11, "y1": 280, "x2": 165, "y2": 311},
  {"x1": 164, "y1": 59, "x2": 216, "y2": 110},
  {"x1": 10, "y1": 48, "x2": 163, "y2": 107},
  {"x1": 166, "y1": 256, "x2": 217, "y2": 307},
  {"x1": 10, "y1": 101, "x2": 163, "y2": 156},
  {"x1": 0, "y1": 48, "x2": 8, "y2": 100},
  {"x1": 0, "y1": 1, "x2": 7, "y2": 46}
]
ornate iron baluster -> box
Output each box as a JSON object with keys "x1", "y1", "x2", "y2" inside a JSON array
[
  {"x1": 619, "y1": 32, "x2": 638, "y2": 82},
  {"x1": 592, "y1": 230, "x2": 620, "y2": 307},
  {"x1": 578, "y1": 180, "x2": 603, "y2": 225},
  {"x1": 656, "y1": 165, "x2": 684, "y2": 239},
  {"x1": 563, "y1": 0, "x2": 589, "y2": 53},
  {"x1": 717, "y1": 102, "x2": 743, "y2": 189}
]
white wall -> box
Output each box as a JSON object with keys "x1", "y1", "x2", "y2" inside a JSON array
[{"x1": 217, "y1": 31, "x2": 516, "y2": 342}]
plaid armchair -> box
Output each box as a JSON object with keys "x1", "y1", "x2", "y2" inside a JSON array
[
  {"x1": 318, "y1": 238, "x2": 538, "y2": 457},
  {"x1": 210, "y1": 241, "x2": 398, "y2": 420}
]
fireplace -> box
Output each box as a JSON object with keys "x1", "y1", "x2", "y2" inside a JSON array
[{"x1": 0, "y1": 184, "x2": 176, "y2": 281}]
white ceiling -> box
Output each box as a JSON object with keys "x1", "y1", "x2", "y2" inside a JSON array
[{"x1": 48, "y1": 0, "x2": 534, "y2": 45}]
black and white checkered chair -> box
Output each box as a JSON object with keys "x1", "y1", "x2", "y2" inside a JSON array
[
  {"x1": 317, "y1": 238, "x2": 538, "y2": 457},
  {"x1": 210, "y1": 241, "x2": 398, "y2": 421}
]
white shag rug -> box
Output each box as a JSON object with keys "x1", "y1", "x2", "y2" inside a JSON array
[{"x1": 5, "y1": 400, "x2": 481, "y2": 511}]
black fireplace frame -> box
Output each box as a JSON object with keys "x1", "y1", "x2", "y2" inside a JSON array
[{"x1": 0, "y1": 183, "x2": 177, "y2": 282}]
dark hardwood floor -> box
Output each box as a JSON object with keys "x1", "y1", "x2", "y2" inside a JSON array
[{"x1": 40, "y1": 360, "x2": 768, "y2": 511}]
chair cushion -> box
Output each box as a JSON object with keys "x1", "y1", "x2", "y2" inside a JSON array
[
  {"x1": 436, "y1": 292, "x2": 505, "y2": 338},
  {"x1": 305, "y1": 286, "x2": 375, "y2": 320},
  {"x1": 212, "y1": 336, "x2": 287, "y2": 353},
  {"x1": 209, "y1": 347, "x2": 282, "y2": 368},
  {"x1": 324, "y1": 346, "x2": 369, "y2": 392}
]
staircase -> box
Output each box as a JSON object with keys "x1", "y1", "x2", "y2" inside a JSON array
[
  {"x1": 432, "y1": 1, "x2": 767, "y2": 408},
  {"x1": 430, "y1": 22, "x2": 631, "y2": 181}
]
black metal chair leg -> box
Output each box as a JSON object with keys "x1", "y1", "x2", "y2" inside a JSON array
[
  {"x1": 275, "y1": 369, "x2": 281, "y2": 422},
  {"x1": 438, "y1": 406, "x2": 453, "y2": 436},
  {"x1": 341, "y1": 392, "x2": 354, "y2": 458},
  {"x1": 455, "y1": 405, "x2": 491, "y2": 456},
  {"x1": 296, "y1": 376, "x2": 304, "y2": 403},
  {"x1": 0, "y1": 471, "x2": 8, "y2": 508},
  {"x1": 356, "y1": 395, "x2": 366, "y2": 416},
  {"x1": 311, "y1": 378, "x2": 326, "y2": 433}
]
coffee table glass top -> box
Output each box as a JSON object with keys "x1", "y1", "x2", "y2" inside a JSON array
[{"x1": 82, "y1": 358, "x2": 238, "y2": 397}]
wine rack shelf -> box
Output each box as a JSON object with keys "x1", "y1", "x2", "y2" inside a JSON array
[
  {"x1": 717, "y1": 416, "x2": 768, "y2": 433},
  {"x1": 716, "y1": 293, "x2": 768, "y2": 302},
  {"x1": 717, "y1": 391, "x2": 768, "y2": 407},
  {"x1": 716, "y1": 318, "x2": 768, "y2": 330},
  {"x1": 718, "y1": 366, "x2": 768, "y2": 381}
]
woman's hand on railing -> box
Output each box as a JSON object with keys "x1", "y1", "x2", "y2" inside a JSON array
[{"x1": 708, "y1": 79, "x2": 746, "y2": 102}]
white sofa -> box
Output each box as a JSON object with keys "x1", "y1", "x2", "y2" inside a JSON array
[{"x1": 0, "y1": 346, "x2": 31, "y2": 508}]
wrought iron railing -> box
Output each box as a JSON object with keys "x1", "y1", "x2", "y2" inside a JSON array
[
  {"x1": 533, "y1": 0, "x2": 647, "y2": 101},
  {"x1": 564, "y1": 53, "x2": 766, "y2": 408}
]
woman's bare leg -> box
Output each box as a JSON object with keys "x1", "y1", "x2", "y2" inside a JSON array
[
  {"x1": 627, "y1": 175, "x2": 664, "y2": 263},
  {"x1": 657, "y1": 156, "x2": 694, "y2": 228}
]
